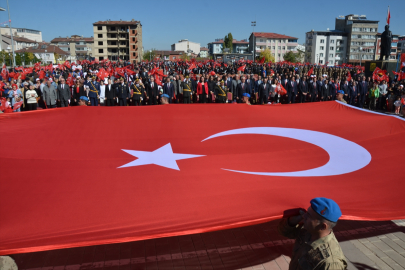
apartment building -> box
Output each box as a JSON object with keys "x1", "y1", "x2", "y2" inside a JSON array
[
  {"x1": 51, "y1": 35, "x2": 94, "y2": 61},
  {"x1": 375, "y1": 33, "x2": 399, "y2": 61},
  {"x1": 305, "y1": 30, "x2": 348, "y2": 65},
  {"x1": 171, "y1": 39, "x2": 200, "y2": 55},
  {"x1": 249, "y1": 32, "x2": 299, "y2": 62},
  {"x1": 93, "y1": 20, "x2": 142, "y2": 62}
]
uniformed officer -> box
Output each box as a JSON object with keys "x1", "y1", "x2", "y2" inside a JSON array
[
  {"x1": 116, "y1": 77, "x2": 130, "y2": 106},
  {"x1": 86, "y1": 76, "x2": 100, "y2": 106},
  {"x1": 215, "y1": 80, "x2": 227, "y2": 103},
  {"x1": 131, "y1": 79, "x2": 144, "y2": 106},
  {"x1": 181, "y1": 76, "x2": 193, "y2": 104},
  {"x1": 278, "y1": 197, "x2": 347, "y2": 270}
]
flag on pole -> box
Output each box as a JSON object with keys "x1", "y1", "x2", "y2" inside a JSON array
[{"x1": 387, "y1": 6, "x2": 391, "y2": 25}]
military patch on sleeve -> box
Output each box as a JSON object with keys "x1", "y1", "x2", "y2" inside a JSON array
[{"x1": 307, "y1": 247, "x2": 325, "y2": 266}]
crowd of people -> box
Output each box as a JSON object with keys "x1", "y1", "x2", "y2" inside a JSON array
[{"x1": 1, "y1": 60, "x2": 404, "y2": 115}]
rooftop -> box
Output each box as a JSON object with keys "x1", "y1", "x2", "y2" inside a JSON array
[
  {"x1": 200, "y1": 47, "x2": 209, "y2": 51},
  {"x1": 93, "y1": 20, "x2": 140, "y2": 26},
  {"x1": 252, "y1": 32, "x2": 298, "y2": 40},
  {"x1": 0, "y1": 26, "x2": 41, "y2": 32},
  {"x1": 51, "y1": 36, "x2": 94, "y2": 43},
  {"x1": 15, "y1": 44, "x2": 69, "y2": 55},
  {"x1": 1, "y1": 34, "x2": 37, "y2": 43},
  {"x1": 154, "y1": 50, "x2": 183, "y2": 55}
]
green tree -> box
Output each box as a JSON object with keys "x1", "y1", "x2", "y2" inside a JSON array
[
  {"x1": 180, "y1": 53, "x2": 190, "y2": 61},
  {"x1": 259, "y1": 48, "x2": 275, "y2": 63},
  {"x1": 283, "y1": 51, "x2": 301, "y2": 63},
  {"x1": 223, "y1": 33, "x2": 233, "y2": 53},
  {"x1": 143, "y1": 49, "x2": 157, "y2": 61}
]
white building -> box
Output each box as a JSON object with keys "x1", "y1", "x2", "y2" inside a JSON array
[
  {"x1": 0, "y1": 26, "x2": 42, "y2": 42},
  {"x1": 171, "y1": 39, "x2": 200, "y2": 55},
  {"x1": 15, "y1": 43, "x2": 69, "y2": 64},
  {"x1": 199, "y1": 47, "x2": 208, "y2": 58},
  {"x1": 305, "y1": 30, "x2": 348, "y2": 66},
  {"x1": 1, "y1": 35, "x2": 38, "y2": 51}
]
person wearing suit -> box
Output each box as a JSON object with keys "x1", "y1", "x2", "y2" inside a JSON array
[
  {"x1": 116, "y1": 77, "x2": 130, "y2": 106},
  {"x1": 299, "y1": 76, "x2": 308, "y2": 103},
  {"x1": 57, "y1": 77, "x2": 71, "y2": 107},
  {"x1": 85, "y1": 76, "x2": 100, "y2": 106},
  {"x1": 287, "y1": 78, "x2": 298, "y2": 104},
  {"x1": 349, "y1": 81, "x2": 358, "y2": 106},
  {"x1": 197, "y1": 76, "x2": 209, "y2": 103},
  {"x1": 258, "y1": 77, "x2": 271, "y2": 104},
  {"x1": 73, "y1": 80, "x2": 86, "y2": 105},
  {"x1": 104, "y1": 79, "x2": 116, "y2": 106},
  {"x1": 316, "y1": 78, "x2": 324, "y2": 102},
  {"x1": 236, "y1": 76, "x2": 250, "y2": 103},
  {"x1": 320, "y1": 79, "x2": 330, "y2": 101},
  {"x1": 163, "y1": 77, "x2": 175, "y2": 103},
  {"x1": 42, "y1": 79, "x2": 58, "y2": 108},
  {"x1": 146, "y1": 76, "x2": 159, "y2": 105},
  {"x1": 231, "y1": 75, "x2": 240, "y2": 102},
  {"x1": 309, "y1": 77, "x2": 318, "y2": 102},
  {"x1": 358, "y1": 76, "x2": 368, "y2": 108},
  {"x1": 140, "y1": 68, "x2": 148, "y2": 84},
  {"x1": 340, "y1": 80, "x2": 350, "y2": 103}
]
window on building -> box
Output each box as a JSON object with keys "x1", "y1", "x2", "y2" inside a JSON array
[
  {"x1": 278, "y1": 54, "x2": 280, "y2": 58},
  {"x1": 320, "y1": 53, "x2": 324, "y2": 57},
  {"x1": 97, "y1": 26, "x2": 102, "y2": 30},
  {"x1": 320, "y1": 46, "x2": 324, "y2": 50},
  {"x1": 111, "y1": 27, "x2": 116, "y2": 31},
  {"x1": 391, "y1": 49, "x2": 396, "y2": 53},
  {"x1": 320, "y1": 39, "x2": 325, "y2": 43},
  {"x1": 282, "y1": 46, "x2": 285, "y2": 50},
  {"x1": 133, "y1": 52, "x2": 136, "y2": 56},
  {"x1": 132, "y1": 45, "x2": 135, "y2": 49},
  {"x1": 272, "y1": 46, "x2": 275, "y2": 50},
  {"x1": 98, "y1": 41, "x2": 103, "y2": 45},
  {"x1": 111, "y1": 34, "x2": 116, "y2": 38},
  {"x1": 320, "y1": 60, "x2": 323, "y2": 64},
  {"x1": 98, "y1": 34, "x2": 102, "y2": 38},
  {"x1": 260, "y1": 39, "x2": 263, "y2": 42},
  {"x1": 278, "y1": 46, "x2": 281, "y2": 50},
  {"x1": 330, "y1": 40, "x2": 335, "y2": 44},
  {"x1": 132, "y1": 37, "x2": 135, "y2": 42},
  {"x1": 272, "y1": 53, "x2": 275, "y2": 56},
  {"x1": 132, "y1": 30, "x2": 135, "y2": 34},
  {"x1": 99, "y1": 49, "x2": 103, "y2": 53},
  {"x1": 330, "y1": 47, "x2": 334, "y2": 50},
  {"x1": 329, "y1": 54, "x2": 333, "y2": 57},
  {"x1": 329, "y1": 60, "x2": 333, "y2": 64}
]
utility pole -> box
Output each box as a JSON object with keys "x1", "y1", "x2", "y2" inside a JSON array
[
  {"x1": 251, "y1": 20, "x2": 256, "y2": 61},
  {"x1": 6, "y1": 0, "x2": 15, "y2": 67}
]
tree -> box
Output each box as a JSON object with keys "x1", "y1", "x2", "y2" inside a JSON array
[
  {"x1": 180, "y1": 53, "x2": 190, "y2": 61},
  {"x1": 259, "y1": 48, "x2": 275, "y2": 63},
  {"x1": 143, "y1": 49, "x2": 156, "y2": 61},
  {"x1": 223, "y1": 33, "x2": 233, "y2": 53},
  {"x1": 283, "y1": 51, "x2": 301, "y2": 63}
]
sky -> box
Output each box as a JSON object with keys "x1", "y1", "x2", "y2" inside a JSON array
[{"x1": 1, "y1": 0, "x2": 404, "y2": 50}]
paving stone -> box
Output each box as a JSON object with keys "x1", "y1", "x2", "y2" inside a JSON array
[
  {"x1": 384, "y1": 250, "x2": 405, "y2": 266},
  {"x1": 379, "y1": 256, "x2": 405, "y2": 270},
  {"x1": 373, "y1": 240, "x2": 395, "y2": 253},
  {"x1": 364, "y1": 253, "x2": 392, "y2": 270},
  {"x1": 380, "y1": 237, "x2": 405, "y2": 254},
  {"x1": 363, "y1": 241, "x2": 389, "y2": 258}
]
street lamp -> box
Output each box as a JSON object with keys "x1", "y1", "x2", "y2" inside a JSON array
[
  {"x1": 5, "y1": 0, "x2": 15, "y2": 67},
  {"x1": 7, "y1": 46, "x2": 11, "y2": 66}
]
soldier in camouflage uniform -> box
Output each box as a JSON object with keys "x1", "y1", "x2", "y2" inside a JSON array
[{"x1": 278, "y1": 197, "x2": 347, "y2": 270}]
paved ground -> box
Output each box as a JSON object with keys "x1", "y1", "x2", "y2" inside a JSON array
[{"x1": 7, "y1": 219, "x2": 405, "y2": 270}]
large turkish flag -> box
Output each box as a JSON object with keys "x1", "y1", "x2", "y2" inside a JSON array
[{"x1": 0, "y1": 102, "x2": 404, "y2": 255}]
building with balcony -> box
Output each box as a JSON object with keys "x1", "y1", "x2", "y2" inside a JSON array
[
  {"x1": 375, "y1": 33, "x2": 399, "y2": 61},
  {"x1": 93, "y1": 19, "x2": 142, "y2": 62},
  {"x1": 398, "y1": 36, "x2": 405, "y2": 59},
  {"x1": 15, "y1": 43, "x2": 69, "y2": 64},
  {"x1": 50, "y1": 35, "x2": 94, "y2": 61},
  {"x1": 199, "y1": 47, "x2": 209, "y2": 58},
  {"x1": 248, "y1": 32, "x2": 299, "y2": 62},
  {"x1": 171, "y1": 39, "x2": 200, "y2": 55},
  {"x1": 0, "y1": 26, "x2": 42, "y2": 43},
  {"x1": 207, "y1": 39, "x2": 249, "y2": 56},
  {"x1": 305, "y1": 30, "x2": 347, "y2": 65},
  {"x1": 335, "y1": 14, "x2": 378, "y2": 63},
  {"x1": 154, "y1": 50, "x2": 183, "y2": 61},
  {"x1": 1, "y1": 35, "x2": 38, "y2": 52}
]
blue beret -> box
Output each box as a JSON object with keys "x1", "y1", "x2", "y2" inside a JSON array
[
  {"x1": 337, "y1": 90, "x2": 345, "y2": 94},
  {"x1": 161, "y1": 94, "x2": 170, "y2": 98},
  {"x1": 310, "y1": 197, "x2": 342, "y2": 222},
  {"x1": 80, "y1": 96, "x2": 89, "y2": 101},
  {"x1": 242, "y1": 93, "x2": 250, "y2": 98}
]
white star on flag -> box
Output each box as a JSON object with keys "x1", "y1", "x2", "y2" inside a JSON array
[{"x1": 118, "y1": 143, "x2": 204, "y2": 170}]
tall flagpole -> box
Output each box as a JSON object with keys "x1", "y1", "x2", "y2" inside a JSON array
[{"x1": 6, "y1": 0, "x2": 15, "y2": 68}]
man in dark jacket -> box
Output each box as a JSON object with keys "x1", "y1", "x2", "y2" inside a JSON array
[
  {"x1": 146, "y1": 76, "x2": 159, "y2": 105},
  {"x1": 116, "y1": 77, "x2": 130, "y2": 106},
  {"x1": 104, "y1": 79, "x2": 116, "y2": 106}
]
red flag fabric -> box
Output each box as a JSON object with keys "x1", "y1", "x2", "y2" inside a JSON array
[
  {"x1": 372, "y1": 67, "x2": 388, "y2": 82},
  {"x1": 38, "y1": 70, "x2": 46, "y2": 79},
  {"x1": 1, "y1": 103, "x2": 404, "y2": 255},
  {"x1": 275, "y1": 83, "x2": 287, "y2": 95},
  {"x1": 1, "y1": 64, "x2": 9, "y2": 80},
  {"x1": 347, "y1": 71, "x2": 352, "y2": 82},
  {"x1": 258, "y1": 57, "x2": 265, "y2": 64},
  {"x1": 97, "y1": 68, "x2": 108, "y2": 80},
  {"x1": 237, "y1": 65, "x2": 246, "y2": 72},
  {"x1": 66, "y1": 73, "x2": 74, "y2": 86},
  {"x1": 23, "y1": 67, "x2": 33, "y2": 75},
  {"x1": 401, "y1": 53, "x2": 405, "y2": 67},
  {"x1": 387, "y1": 6, "x2": 391, "y2": 25},
  {"x1": 47, "y1": 63, "x2": 53, "y2": 72},
  {"x1": 188, "y1": 63, "x2": 196, "y2": 71},
  {"x1": 64, "y1": 60, "x2": 71, "y2": 69},
  {"x1": 307, "y1": 67, "x2": 314, "y2": 77},
  {"x1": 34, "y1": 62, "x2": 41, "y2": 72}
]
